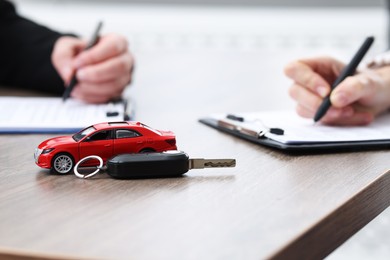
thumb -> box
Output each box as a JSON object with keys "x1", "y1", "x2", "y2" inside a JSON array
[
  {"x1": 51, "y1": 36, "x2": 87, "y2": 83},
  {"x1": 330, "y1": 72, "x2": 381, "y2": 108}
]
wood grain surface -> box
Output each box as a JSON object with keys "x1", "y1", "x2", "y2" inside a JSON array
[{"x1": 1, "y1": 50, "x2": 390, "y2": 259}]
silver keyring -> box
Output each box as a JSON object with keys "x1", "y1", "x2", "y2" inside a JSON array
[{"x1": 74, "y1": 155, "x2": 103, "y2": 179}]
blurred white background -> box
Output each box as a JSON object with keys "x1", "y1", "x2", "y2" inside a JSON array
[
  {"x1": 12, "y1": 0, "x2": 389, "y2": 114},
  {"x1": 10, "y1": 0, "x2": 390, "y2": 258}
]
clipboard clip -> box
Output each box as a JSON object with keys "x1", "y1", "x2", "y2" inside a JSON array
[
  {"x1": 219, "y1": 114, "x2": 284, "y2": 139},
  {"x1": 106, "y1": 98, "x2": 132, "y2": 120}
]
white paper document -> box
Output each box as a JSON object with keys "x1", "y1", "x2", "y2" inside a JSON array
[
  {"x1": 0, "y1": 97, "x2": 129, "y2": 133},
  {"x1": 210, "y1": 110, "x2": 390, "y2": 144}
]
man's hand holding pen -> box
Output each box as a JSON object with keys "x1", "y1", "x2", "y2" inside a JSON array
[
  {"x1": 52, "y1": 32, "x2": 134, "y2": 104},
  {"x1": 284, "y1": 55, "x2": 390, "y2": 126}
]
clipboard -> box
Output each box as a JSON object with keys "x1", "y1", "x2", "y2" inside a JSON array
[
  {"x1": 199, "y1": 111, "x2": 390, "y2": 152},
  {"x1": 0, "y1": 96, "x2": 134, "y2": 134}
]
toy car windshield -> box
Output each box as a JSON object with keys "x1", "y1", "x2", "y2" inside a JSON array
[{"x1": 73, "y1": 126, "x2": 96, "y2": 141}]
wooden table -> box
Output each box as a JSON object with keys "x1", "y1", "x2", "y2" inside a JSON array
[{"x1": 1, "y1": 51, "x2": 390, "y2": 260}]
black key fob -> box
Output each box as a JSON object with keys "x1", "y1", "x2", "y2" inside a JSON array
[{"x1": 106, "y1": 151, "x2": 190, "y2": 179}]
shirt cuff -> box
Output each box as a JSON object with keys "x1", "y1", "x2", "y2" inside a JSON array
[{"x1": 365, "y1": 51, "x2": 390, "y2": 69}]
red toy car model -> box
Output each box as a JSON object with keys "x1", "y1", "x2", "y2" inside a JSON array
[{"x1": 34, "y1": 122, "x2": 177, "y2": 174}]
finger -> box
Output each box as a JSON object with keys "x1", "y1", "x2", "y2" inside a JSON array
[
  {"x1": 284, "y1": 60, "x2": 331, "y2": 98},
  {"x1": 72, "y1": 90, "x2": 114, "y2": 104},
  {"x1": 77, "y1": 74, "x2": 130, "y2": 97},
  {"x1": 298, "y1": 56, "x2": 345, "y2": 80},
  {"x1": 315, "y1": 106, "x2": 354, "y2": 125},
  {"x1": 295, "y1": 104, "x2": 314, "y2": 118},
  {"x1": 76, "y1": 53, "x2": 133, "y2": 83},
  {"x1": 330, "y1": 73, "x2": 380, "y2": 108},
  {"x1": 288, "y1": 83, "x2": 323, "y2": 112},
  {"x1": 295, "y1": 103, "x2": 353, "y2": 122},
  {"x1": 74, "y1": 34, "x2": 128, "y2": 68},
  {"x1": 51, "y1": 37, "x2": 86, "y2": 82},
  {"x1": 71, "y1": 74, "x2": 131, "y2": 103},
  {"x1": 71, "y1": 85, "x2": 122, "y2": 103},
  {"x1": 321, "y1": 111, "x2": 374, "y2": 126}
]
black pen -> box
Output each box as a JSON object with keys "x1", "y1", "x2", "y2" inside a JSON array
[
  {"x1": 313, "y1": 36, "x2": 374, "y2": 122},
  {"x1": 62, "y1": 21, "x2": 103, "y2": 102}
]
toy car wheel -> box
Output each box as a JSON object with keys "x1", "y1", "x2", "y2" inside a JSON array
[{"x1": 52, "y1": 153, "x2": 74, "y2": 174}]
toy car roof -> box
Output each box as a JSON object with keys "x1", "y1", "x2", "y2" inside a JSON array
[{"x1": 93, "y1": 121, "x2": 142, "y2": 130}]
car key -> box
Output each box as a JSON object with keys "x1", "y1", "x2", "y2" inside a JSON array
[
  {"x1": 74, "y1": 151, "x2": 236, "y2": 179},
  {"x1": 107, "y1": 151, "x2": 236, "y2": 179}
]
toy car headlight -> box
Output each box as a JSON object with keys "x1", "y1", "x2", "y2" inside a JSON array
[
  {"x1": 42, "y1": 148, "x2": 55, "y2": 154},
  {"x1": 34, "y1": 148, "x2": 43, "y2": 162}
]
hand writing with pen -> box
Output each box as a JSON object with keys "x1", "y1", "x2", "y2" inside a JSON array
[
  {"x1": 52, "y1": 33, "x2": 134, "y2": 103},
  {"x1": 285, "y1": 55, "x2": 390, "y2": 126}
]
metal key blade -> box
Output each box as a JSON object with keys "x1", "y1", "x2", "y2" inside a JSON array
[{"x1": 189, "y1": 159, "x2": 236, "y2": 169}]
